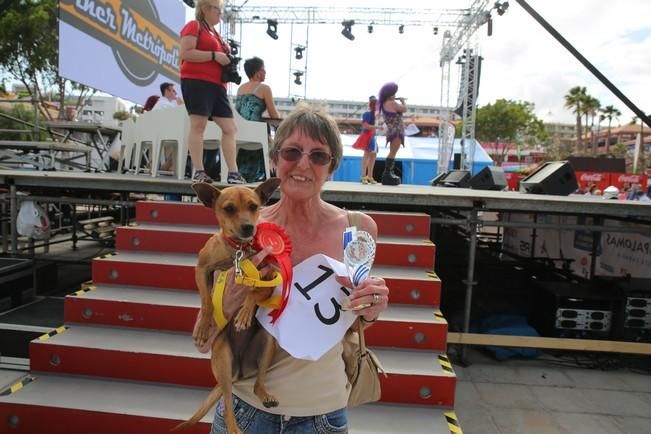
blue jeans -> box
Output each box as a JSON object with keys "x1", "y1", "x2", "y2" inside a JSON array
[{"x1": 210, "y1": 395, "x2": 348, "y2": 434}]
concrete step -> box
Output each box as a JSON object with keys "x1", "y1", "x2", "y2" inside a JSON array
[
  {"x1": 28, "y1": 324, "x2": 456, "y2": 407},
  {"x1": 115, "y1": 223, "x2": 436, "y2": 268},
  {"x1": 63, "y1": 285, "x2": 448, "y2": 350},
  {"x1": 135, "y1": 201, "x2": 432, "y2": 238},
  {"x1": 0, "y1": 373, "x2": 459, "y2": 433},
  {"x1": 91, "y1": 252, "x2": 440, "y2": 306}
]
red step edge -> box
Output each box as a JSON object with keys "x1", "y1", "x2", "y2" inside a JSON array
[{"x1": 0, "y1": 404, "x2": 208, "y2": 434}]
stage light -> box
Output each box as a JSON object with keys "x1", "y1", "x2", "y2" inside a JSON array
[
  {"x1": 494, "y1": 1, "x2": 509, "y2": 16},
  {"x1": 266, "y1": 19, "x2": 278, "y2": 40},
  {"x1": 368, "y1": 24, "x2": 374, "y2": 34},
  {"x1": 341, "y1": 20, "x2": 355, "y2": 41},
  {"x1": 294, "y1": 46, "x2": 305, "y2": 60},
  {"x1": 293, "y1": 71, "x2": 303, "y2": 85},
  {"x1": 398, "y1": 24, "x2": 404, "y2": 34},
  {"x1": 433, "y1": 26, "x2": 439, "y2": 35}
]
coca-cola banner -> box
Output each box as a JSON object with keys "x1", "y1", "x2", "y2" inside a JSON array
[
  {"x1": 608, "y1": 173, "x2": 648, "y2": 190},
  {"x1": 575, "y1": 171, "x2": 610, "y2": 191}
]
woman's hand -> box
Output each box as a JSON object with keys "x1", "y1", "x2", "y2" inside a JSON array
[
  {"x1": 336, "y1": 275, "x2": 389, "y2": 322},
  {"x1": 220, "y1": 246, "x2": 274, "y2": 320},
  {"x1": 214, "y1": 51, "x2": 231, "y2": 66}
]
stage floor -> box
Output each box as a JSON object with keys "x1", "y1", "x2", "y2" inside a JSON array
[{"x1": 2, "y1": 169, "x2": 651, "y2": 219}]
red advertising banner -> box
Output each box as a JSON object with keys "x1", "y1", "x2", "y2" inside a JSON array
[
  {"x1": 608, "y1": 173, "x2": 648, "y2": 190},
  {"x1": 575, "y1": 171, "x2": 610, "y2": 191}
]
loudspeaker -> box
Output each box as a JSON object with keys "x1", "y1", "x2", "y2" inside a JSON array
[
  {"x1": 470, "y1": 166, "x2": 507, "y2": 190},
  {"x1": 519, "y1": 161, "x2": 577, "y2": 195},
  {"x1": 437, "y1": 170, "x2": 470, "y2": 188},
  {"x1": 430, "y1": 172, "x2": 447, "y2": 186}
]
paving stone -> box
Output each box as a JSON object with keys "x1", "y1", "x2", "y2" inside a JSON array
[
  {"x1": 474, "y1": 383, "x2": 543, "y2": 410},
  {"x1": 551, "y1": 412, "x2": 625, "y2": 434},
  {"x1": 613, "y1": 415, "x2": 651, "y2": 434},
  {"x1": 488, "y1": 408, "x2": 563, "y2": 434}
]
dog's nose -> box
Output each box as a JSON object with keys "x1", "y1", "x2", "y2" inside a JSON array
[{"x1": 240, "y1": 224, "x2": 255, "y2": 238}]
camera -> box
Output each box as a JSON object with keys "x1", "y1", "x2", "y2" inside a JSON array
[{"x1": 221, "y1": 54, "x2": 242, "y2": 84}]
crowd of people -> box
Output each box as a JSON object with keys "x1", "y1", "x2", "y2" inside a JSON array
[{"x1": 582, "y1": 182, "x2": 651, "y2": 201}]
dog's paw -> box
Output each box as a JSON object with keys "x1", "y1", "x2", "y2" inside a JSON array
[{"x1": 193, "y1": 319, "x2": 211, "y2": 347}]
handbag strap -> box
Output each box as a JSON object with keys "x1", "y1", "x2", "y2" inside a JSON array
[{"x1": 356, "y1": 318, "x2": 368, "y2": 351}]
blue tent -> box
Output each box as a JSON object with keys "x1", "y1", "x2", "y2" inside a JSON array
[{"x1": 332, "y1": 135, "x2": 494, "y2": 185}]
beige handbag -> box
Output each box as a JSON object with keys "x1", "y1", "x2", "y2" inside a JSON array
[{"x1": 343, "y1": 319, "x2": 387, "y2": 407}]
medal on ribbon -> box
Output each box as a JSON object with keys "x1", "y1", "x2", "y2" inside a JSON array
[
  {"x1": 254, "y1": 222, "x2": 292, "y2": 323},
  {"x1": 342, "y1": 227, "x2": 376, "y2": 310}
]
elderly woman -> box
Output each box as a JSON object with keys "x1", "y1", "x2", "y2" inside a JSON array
[
  {"x1": 213, "y1": 103, "x2": 390, "y2": 433},
  {"x1": 179, "y1": 0, "x2": 246, "y2": 184}
]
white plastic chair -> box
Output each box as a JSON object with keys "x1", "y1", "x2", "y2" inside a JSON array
[
  {"x1": 149, "y1": 105, "x2": 188, "y2": 179},
  {"x1": 202, "y1": 111, "x2": 271, "y2": 182}
]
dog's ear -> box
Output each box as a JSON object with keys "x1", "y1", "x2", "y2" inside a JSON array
[
  {"x1": 191, "y1": 182, "x2": 221, "y2": 208},
  {"x1": 254, "y1": 177, "x2": 281, "y2": 205}
]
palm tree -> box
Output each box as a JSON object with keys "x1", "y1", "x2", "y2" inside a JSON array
[
  {"x1": 599, "y1": 105, "x2": 621, "y2": 155},
  {"x1": 564, "y1": 86, "x2": 587, "y2": 152},
  {"x1": 582, "y1": 96, "x2": 600, "y2": 155}
]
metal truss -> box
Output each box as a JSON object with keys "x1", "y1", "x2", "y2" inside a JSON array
[
  {"x1": 438, "y1": 0, "x2": 491, "y2": 176},
  {"x1": 223, "y1": 6, "x2": 467, "y2": 26},
  {"x1": 223, "y1": 2, "x2": 494, "y2": 175}
]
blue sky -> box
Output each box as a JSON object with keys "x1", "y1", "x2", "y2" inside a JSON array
[{"x1": 186, "y1": 0, "x2": 651, "y2": 125}]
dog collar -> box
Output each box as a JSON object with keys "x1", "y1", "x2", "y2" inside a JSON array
[{"x1": 221, "y1": 230, "x2": 253, "y2": 250}]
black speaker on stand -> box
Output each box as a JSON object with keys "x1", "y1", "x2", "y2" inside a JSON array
[
  {"x1": 434, "y1": 170, "x2": 471, "y2": 188},
  {"x1": 519, "y1": 161, "x2": 578, "y2": 195},
  {"x1": 470, "y1": 166, "x2": 507, "y2": 190}
]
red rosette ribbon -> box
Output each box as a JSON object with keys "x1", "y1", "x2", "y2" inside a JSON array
[{"x1": 254, "y1": 222, "x2": 292, "y2": 323}]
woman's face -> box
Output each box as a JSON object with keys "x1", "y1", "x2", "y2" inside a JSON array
[
  {"x1": 203, "y1": 1, "x2": 223, "y2": 26},
  {"x1": 274, "y1": 129, "x2": 333, "y2": 200}
]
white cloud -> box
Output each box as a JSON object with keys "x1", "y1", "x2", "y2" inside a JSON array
[{"x1": 190, "y1": 0, "x2": 651, "y2": 125}]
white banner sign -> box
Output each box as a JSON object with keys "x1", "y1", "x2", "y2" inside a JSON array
[
  {"x1": 58, "y1": 0, "x2": 185, "y2": 105},
  {"x1": 257, "y1": 254, "x2": 357, "y2": 361}
]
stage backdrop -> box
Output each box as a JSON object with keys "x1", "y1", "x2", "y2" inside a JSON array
[{"x1": 58, "y1": 0, "x2": 185, "y2": 105}]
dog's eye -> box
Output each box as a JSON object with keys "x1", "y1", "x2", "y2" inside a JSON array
[
  {"x1": 249, "y1": 203, "x2": 259, "y2": 212},
  {"x1": 224, "y1": 205, "x2": 236, "y2": 215}
]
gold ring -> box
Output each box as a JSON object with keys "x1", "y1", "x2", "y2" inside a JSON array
[{"x1": 372, "y1": 293, "x2": 380, "y2": 305}]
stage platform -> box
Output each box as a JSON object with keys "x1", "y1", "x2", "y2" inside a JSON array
[
  {"x1": 1, "y1": 169, "x2": 651, "y2": 219},
  {"x1": 332, "y1": 135, "x2": 493, "y2": 185}
]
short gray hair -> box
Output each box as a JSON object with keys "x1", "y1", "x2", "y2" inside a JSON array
[{"x1": 270, "y1": 102, "x2": 343, "y2": 173}]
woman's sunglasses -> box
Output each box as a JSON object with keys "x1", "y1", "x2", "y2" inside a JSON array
[{"x1": 279, "y1": 147, "x2": 333, "y2": 166}]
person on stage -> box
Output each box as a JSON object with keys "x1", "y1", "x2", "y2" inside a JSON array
[
  {"x1": 352, "y1": 96, "x2": 379, "y2": 184},
  {"x1": 179, "y1": 0, "x2": 246, "y2": 184},
  {"x1": 235, "y1": 57, "x2": 280, "y2": 122},
  {"x1": 152, "y1": 82, "x2": 183, "y2": 111},
  {"x1": 234, "y1": 56, "x2": 280, "y2": 181},
  {"x1": 378, "y1": 82, "x2": 407, "y2": 185}
]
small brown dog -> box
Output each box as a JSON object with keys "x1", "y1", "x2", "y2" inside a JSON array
[{"x1": 175, "y1": 178, "x2": 282, "y2": 433}]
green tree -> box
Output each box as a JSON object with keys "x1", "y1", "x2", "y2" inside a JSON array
[
  {"x1": 0, "y1": 0, "x2": 94, "y2": 120},
  {"x1": 564, "y1": 86, "x2": 587, "y2": 152},
  {"x1": 599, "y1": 105, "x2": 621, "y2": 155},
  {"x1": 582, "y1": 95, "x2": 600, "y2": 155},
  {"x1": 475, "y1": 99, "x2": 545, "y2": 166}
]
